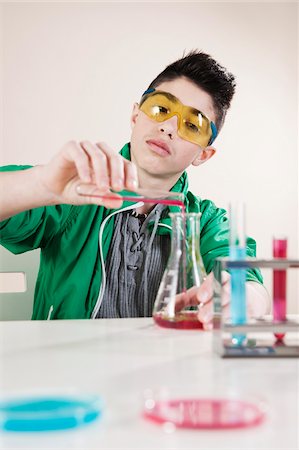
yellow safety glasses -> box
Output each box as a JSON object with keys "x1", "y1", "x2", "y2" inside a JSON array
[{"x1": 139, "y1": 89, "x2": 217, "y2": 147}]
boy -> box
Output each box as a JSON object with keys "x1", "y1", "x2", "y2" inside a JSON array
[{"x1": 0, "y1": 51, "x2": 270, "y2": 326}]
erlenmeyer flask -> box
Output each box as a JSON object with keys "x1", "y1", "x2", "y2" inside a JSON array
[{"x1": 153, "y1": 212, "x2": 206, "y2": 329}]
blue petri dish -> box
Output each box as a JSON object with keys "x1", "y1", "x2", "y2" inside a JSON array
[{"x1": 0, "y1": 394, "x2": 103, "y2": 432}]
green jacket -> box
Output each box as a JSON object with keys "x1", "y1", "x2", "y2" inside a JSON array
[{"x1": 0, "y1": 143, "x2": 262, "y2": 320}]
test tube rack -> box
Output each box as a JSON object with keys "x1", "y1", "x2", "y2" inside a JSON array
[{"x1": 212, "y1": 258, "x2": 299, "y2": 358}]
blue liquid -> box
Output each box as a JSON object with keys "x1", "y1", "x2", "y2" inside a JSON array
[
  {"x1": 0, "y1": 396, "x2": 102, "y2": 432},
  {"x1": 230, "y1": 247, "x2": 247, "y2": 346}
]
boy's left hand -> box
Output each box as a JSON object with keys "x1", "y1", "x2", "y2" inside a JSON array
[{"x1": 174, "y1": 272, "x2": 231, "y2": 330}]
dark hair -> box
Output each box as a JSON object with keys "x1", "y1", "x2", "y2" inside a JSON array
[{"x1": 147, "y1": 50, "x2": 236, "y2": 131}]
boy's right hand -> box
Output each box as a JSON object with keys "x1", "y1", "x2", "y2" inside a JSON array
[{"x1": 38, "y1": 141, "x2": 139, "y2": 209}]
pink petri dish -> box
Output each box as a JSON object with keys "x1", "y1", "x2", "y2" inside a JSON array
[{"x1": 143, "y1": 398, "x2": 266, "y2": 430}]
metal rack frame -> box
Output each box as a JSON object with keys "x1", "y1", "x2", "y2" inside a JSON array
[{"x1": 212, "y1": 258, "x2": 299, "y2": 358}]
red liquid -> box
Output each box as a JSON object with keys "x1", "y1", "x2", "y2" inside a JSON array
[
  {"x1": 273, "y1": 238, "x2": 287, "y2": 258},
  {"x1": 153, "y1": 311, "x2": 203, "y2": 330},
  {"x1": 143, "y1": 398, "x2": 265, "y2": 429},
  {"x1": 273, "y1": 271, "x2": 286, "y2": 322},
  {"x1": 273, "y1": 238, "x2": 287, "y2": 341}
]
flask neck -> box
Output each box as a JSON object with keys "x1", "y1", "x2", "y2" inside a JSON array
[
  {"x1": 170, "y1": 212, "x2": 206, "y2": 287},
  {"x1": 170, "y1": 213, "x2": 201, "y2": 250}
]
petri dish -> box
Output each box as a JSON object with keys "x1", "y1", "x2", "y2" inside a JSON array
[
  {"x1": 0, "y1": 393, "x2": 102, "y2": 432},
  {"x1": 143, "y1": 397, "x2": 266, "y2": 430}
]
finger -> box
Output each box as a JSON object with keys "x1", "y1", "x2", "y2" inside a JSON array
[
  {"x1": 194, "y1": 272, "x2": 214, "y2": 306},
  {"x1": 200, "y1": 299, "x2": 231, "y2": 332},
  {"x1": 174, "y1": 274, "x2": 214, "y2": 313},
  {"x1": 197, "y1": 272, "x2": 231, "y2": 328},
  {"x1": 77, "y1": 193, "x2": 123, "y2": 209},
  {"x1": 96, "y1": 142, "x2": 125, "y2": 191},
  {"x1": 203, "y1": 322, "x2": 213, "y2": 331},
  {"x1": 75, "y1": 183, "x2": 123, "y2": 209},
  {"x1": 92, "y1": 196, "x2": 123, "y2": 209},
  {"x1": 124, "y1": 160, "x2": 139, "y2": 191},
  {"x1": 80, "y1": 141, "x2": 109, "y2": 190},
  {"x1": 110, "y1": 154, "x2": 125, "y2": 191},
  {"x1": 198, "y1": 289, "x2": 230, "y2": 324},
  {"x1": 197, "y1": 271, "x2": 229, "y2": 309},
  {"x1": 63, "y1": 141, "x2": 92, "y2": 183},
  {"x1": 197, "y1": 301, "x2": 213, "y2": 324},
  {"x1": 79, "y1": 141, "x2": 109, "y2": 189},
  {"x1": 174, "y1": 287, "x2": 199, "y2": 312}
]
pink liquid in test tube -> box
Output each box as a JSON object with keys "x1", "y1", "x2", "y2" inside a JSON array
[{"x1": 273, "y1": 237, "x2": 287, "y2": 341}]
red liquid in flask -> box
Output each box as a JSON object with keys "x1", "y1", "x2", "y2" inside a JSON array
[{"x1": 153, "y1": 311, "x2": 203, "y2": 330}]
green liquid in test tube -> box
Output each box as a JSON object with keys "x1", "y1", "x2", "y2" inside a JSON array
[{"x1": 229, "y1": 201, "x2": 247, "y2": 346}]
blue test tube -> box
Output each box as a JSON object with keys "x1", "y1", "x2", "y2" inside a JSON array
[{"x1": 229, "y1": 202, "x2": 247, "y2": 345}]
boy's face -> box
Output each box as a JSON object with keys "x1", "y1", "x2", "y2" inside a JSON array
[{"x1": 130, "y1": 77, "x2": 217, "y2": 183}]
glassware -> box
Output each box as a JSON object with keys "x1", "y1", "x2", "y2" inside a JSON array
[
  {"x1": 229, "y1": 201, "x2": 247, "y2": 346},
  {"x1": 273, "y1": 236, "x2": 288, "y2": 341},
  {"x1": 142, "y1": 386, "x2": 267, "y2": 430},
  {"x1": 76, "y1": 184, "x2": 185, "y2": 208},
  {"x1": 0, "y1": 391, "x2": 102, "y2": 432},
  {"x1": 152, "y1": 212, "x2": 206, "y2": 329}
]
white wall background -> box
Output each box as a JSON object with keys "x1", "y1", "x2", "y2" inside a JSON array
[{"x1": 0, "y1": 1, "x2": 298, "y2": 319}]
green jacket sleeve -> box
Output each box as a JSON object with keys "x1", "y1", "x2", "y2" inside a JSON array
[
  {"x1": 200, "y1": 199, "x2": 263, "y2": 284},
  {"x1": 0, "y1": 165, "x2": 74, "y2": 254}
]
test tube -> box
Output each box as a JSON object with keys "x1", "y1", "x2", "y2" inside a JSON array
[
  {"x1": 273, "y1": 237, "x2": 287, "y2": 341},
  {"x1": 76, "y1": 184, "x2": 185, "y2": 208},
  {"x1": 229, "y1": 201, "x2": 247, "y2": 345}
]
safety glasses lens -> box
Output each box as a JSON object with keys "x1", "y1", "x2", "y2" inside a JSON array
[{"x1": 140, "y1": 92, "x2": 213, "y2": 146}]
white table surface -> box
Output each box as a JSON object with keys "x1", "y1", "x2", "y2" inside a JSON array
[{"x1": 0, "y1": 318, "x2": 298, "y2": 450}]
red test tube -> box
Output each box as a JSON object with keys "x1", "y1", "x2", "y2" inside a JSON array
[{"x1": 273, "y1": 237, "x2": 287, "y2": 341}]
